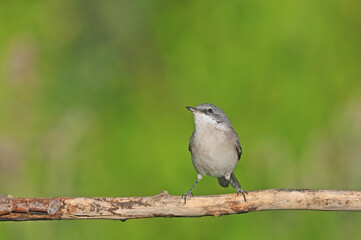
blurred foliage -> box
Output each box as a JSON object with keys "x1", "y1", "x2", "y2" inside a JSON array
[{"x1": 1, "y1": 0, "x2": 361, "y2": 239}]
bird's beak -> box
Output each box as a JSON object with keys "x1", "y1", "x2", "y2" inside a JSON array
[{"x1": 186, "y1": 106, "x2": 198, "y2": 112}]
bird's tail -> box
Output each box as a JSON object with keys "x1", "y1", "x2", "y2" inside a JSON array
[
  {"x1": 217, "y1": 173, "x2": 241, "y2": 188},
  {"x1": 217, "y1": 177, "x2": 229, "y2": 187}
]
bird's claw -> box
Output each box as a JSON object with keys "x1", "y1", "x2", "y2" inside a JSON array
[
  {"x1": 182, "y1": 192, "x2": 192, "y2": 204},
  {"x1": 237, "y1": 189, "x2": 248, "y2": 202}
]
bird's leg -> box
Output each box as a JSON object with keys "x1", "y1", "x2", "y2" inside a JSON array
[
  {"x1": 182, "y1": 174, "x2": 203, "y2": 203},
  {"x1": 226, "y1": 174, "x2": 248, "y2": 202}
]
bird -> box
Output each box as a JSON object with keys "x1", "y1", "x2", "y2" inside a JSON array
[{"x1": 182, "y1": 103, "x2": 247, "y2": 203}]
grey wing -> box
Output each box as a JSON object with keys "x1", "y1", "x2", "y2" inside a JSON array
[
  {"x1": 188, "y1": 131, "x2": 195, "y2": 152},
  {"x1": 233, "y1": 131, "x2": 242, "y2": 160}
]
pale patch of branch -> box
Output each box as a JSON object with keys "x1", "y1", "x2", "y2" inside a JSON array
[{"x1": 1, "y1": 189, "x2": 360, "y2": 221}]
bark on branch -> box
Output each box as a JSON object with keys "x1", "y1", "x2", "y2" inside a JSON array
[{"x1": 1, "y1": 189, "x2": 360, "y2": 221}]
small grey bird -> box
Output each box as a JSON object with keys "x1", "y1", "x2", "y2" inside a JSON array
[{"x1": 182, "y1": 103, "x2": 247, "y2": 202}]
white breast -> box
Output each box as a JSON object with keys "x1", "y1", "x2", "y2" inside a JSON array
[{"x1": 190, "y1": 122, "x2": 238, "y2": 177}]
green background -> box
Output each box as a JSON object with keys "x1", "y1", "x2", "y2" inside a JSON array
[{"x1": 1, "y1": 0, "x2": 361, "y2": 239}]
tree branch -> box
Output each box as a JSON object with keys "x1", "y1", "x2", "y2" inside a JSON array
[{"x1": 1, "y1": 189, "x2": 360, "y2": 221}]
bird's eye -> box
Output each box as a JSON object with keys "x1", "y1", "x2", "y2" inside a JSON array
[{"x1": 207, "y1": 108, "x2": 213, "y2": 113}]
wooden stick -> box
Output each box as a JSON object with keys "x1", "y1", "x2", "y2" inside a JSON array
[{"x1": 1, "y1": 189, "x2": 360, "y2": 221}]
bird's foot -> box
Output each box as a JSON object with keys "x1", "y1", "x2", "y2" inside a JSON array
[
  {"x1": 181, "y1": 191, "x2": 193, "y2": 204},
  {"x1": 236, "y1": 188, "x2": 248, "y2": 202}
]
